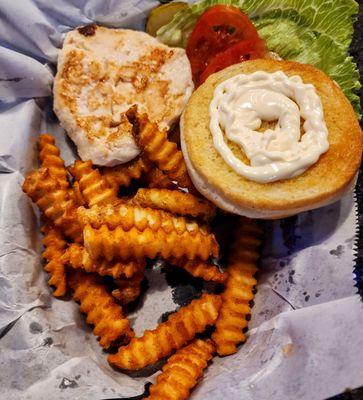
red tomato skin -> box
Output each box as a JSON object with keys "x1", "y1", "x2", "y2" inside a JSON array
[
  {"x1": 186, "y1": 5, "x2": 261, "y2": 85},
  {"x1": 199, "y1": 39, "x2": 266, "y2": 85}
]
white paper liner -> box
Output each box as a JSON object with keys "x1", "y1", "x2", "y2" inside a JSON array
[{"x1": 0, "y1": 1, "x2": 361, "y2": 399}]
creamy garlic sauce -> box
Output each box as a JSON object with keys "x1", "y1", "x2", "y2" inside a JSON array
[{"x1": 209, "y1": 71, "x2": 329, "y2": 183}]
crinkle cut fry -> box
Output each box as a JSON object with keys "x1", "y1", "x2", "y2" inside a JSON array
[
  {"x1": 83, "y1": 224, "x2": 219, "y2": 262},
  {"x1": 112, "y1": 269, "x2": 145, "y2": 305},
  {"x1": 69, "y1": 269, "x2": 134, "y2": 349},
  {"x1": 131, "y1": 188, "x2": 216, "y2": 221},
  {"x1": 78, "y1": 203, "x2": 212, "y2": 237},
  {"x1": 143, "y1": 167, "x2": 176, "y2": 190},
  {"x1": 229, "y1": 219, "x2": 264, "y2": 264},
  {"x1": 38, "y1": 135, "x2": 85, "y2": 208},
  {"x1": 72, "y1": 181, "x2": 86, "y2": 206},
  {"x1": 38, "y1": 134, "x2": 69, "y2": 188},
  {"x1": 170, "y1": 258, "x2": 227, "y2": 284},
  {"x1": 146, "y1": 339, "x2": 215, "y2": 400},
  {"x1": 69, "y1": 160, "x2": 117, "y2": 207},
  {"x1": 108, "y1": 293, "x2": 221, "y2": 370},
  {"x1": 22, "y1": 168, "x2": 82, "y2": 242},
  {"x1": 212, "y1": 218, "x2": 263, "y2": 356},
  {"x1": 64, "y1": 243, "x2": 145, "y2": 279},
  {"x1": 41, "y1": 223, "x2": 67, "y2": 297},
  {"x1": 38, "y1": 135, "x2": 84, "y2": 236},
  {"x1": 102, "y1": 156, "x2": 152, "y2": 190},
  {"x1": 126, "y1": 106, "x2": 195, "y2": 192}
]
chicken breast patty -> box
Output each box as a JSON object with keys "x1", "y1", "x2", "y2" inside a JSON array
[{"x1": 54, "y1": 25, "x2": 194, "y2": 166}]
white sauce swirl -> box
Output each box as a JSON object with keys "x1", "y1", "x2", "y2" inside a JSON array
[{"x1": 209, "y1": 71, "x2": 329, "y2": 183}]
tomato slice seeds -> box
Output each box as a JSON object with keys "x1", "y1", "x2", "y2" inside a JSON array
[{"x1": 186, "y1": 5, "x2": 265, "y2": 86}]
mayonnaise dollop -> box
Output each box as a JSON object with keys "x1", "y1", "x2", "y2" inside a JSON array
[{"x1": 209, "y1": 71, "x2": 329, "y2": 183}]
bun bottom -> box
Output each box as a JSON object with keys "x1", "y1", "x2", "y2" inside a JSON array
[{"x1": 181, "y1": 125, "x2": 357, "y2": 219}]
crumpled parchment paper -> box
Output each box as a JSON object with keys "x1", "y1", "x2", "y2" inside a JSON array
[{"x1": 0, "y1": 1, "x2": 362, "y2": 399}]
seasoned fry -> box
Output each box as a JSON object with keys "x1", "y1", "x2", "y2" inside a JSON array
[
  {"x1": 112, "y1": 270, "x2": 145, "y2": 305},
  {"x1": 108, "y1": 293, "x2": 221, "y2": 370},
  {"x1": 84, "y1": 224, "x2": 219, "y2": 262},
  {"x1": 143, "y1": 167, "x2": 176, "y2": 190},
  {"x1": 102, "y1": 156, "x2": 152, "y2": 190},
  {"x1": 127, "y1": 107, "x2": 194, "y2": 192},
  {"x1": 69, "y1": 160, "x2": 117, "y2": 207},
  {"x1": 229, "y1": 220, "x2": 263, "y2": 263},
  {"x1": 38, "y1": 134, "x2": 68, "y2": 188},
  {"x1": 170, "y1": 258, "x2": 227, "y2": 284},
  {"x1": 41, "y1": 223, "x2": 67, "y2": 297},
  {"x1": 22, "y1": 168, "x2": 82, "y2": 242},
  {"x1": 131, "y1": 188, "x2": 216, "y2": 221},
  {"x1": 71, "y1": 181, "x2": 86, "y2": 206},
  {"x1": 64, "y1": 243, "x2": 145, "y2": 279},
  {"x1": 78, "y1": 203, "x2": 211, "y2": 237},
  {"x1": 69, "y1": 270, "x2": 134, "y2": 348},
  {"x1": 212, "y1": 218, "x2": 263, "y2": 356},
  {"x1": 146, "y1": 339, "x2": 215, "y2": 400}
]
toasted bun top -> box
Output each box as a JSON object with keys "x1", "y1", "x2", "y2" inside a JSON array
[{"x1": 182, "y1": 60, "x2": 362, "y2": 217}]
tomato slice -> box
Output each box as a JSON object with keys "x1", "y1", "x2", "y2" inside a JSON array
[
  {"x1": 186, "y1": 5, "x2": 261, "y2": 86},
  {"x1": 199, "y1": 39, "x2": 266, "y2": 84}
]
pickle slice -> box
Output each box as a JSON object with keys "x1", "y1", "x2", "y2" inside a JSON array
[{"x1": 146, "y1": 2, "x2": 188, "y2": 37}]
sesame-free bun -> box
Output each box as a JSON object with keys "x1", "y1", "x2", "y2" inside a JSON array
[{"x1": 181, "y1": 60, "x2": 362, "y2": 219}]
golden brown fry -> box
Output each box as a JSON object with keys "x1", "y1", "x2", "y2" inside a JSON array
[
  {"x1": 112, "y1": 270, "x2": 145, "y2": 305},
  {"x1": 131, "y1": 188, "x2": 216, "y2": 221},
  {"x1": 84, "y1": 224, "x2": 219, "y2": 262},
  {"x1": 127, "y1": 107, "x2": 194, "y2": 192},
  {"x1": 78, "y1": 203, "x2": 211, "y2": 237},
  {"x1": 212, "y1": 218, "x2": 263, "y2": 356},
  {"x1": 38, "y1": 134, "x2": 68, "y2": 188},
  {"x1": 102, "y1": 156, "x2": 152, "y2": 190},
  {"x1": 171, "y1": 258, "x2": 227, "y2": 284},
  {"x1": 229, "y1": 219, "x2": 264, "y2": 263},
  {"x1": 69, "y1": 269, "x2": 135, "y2": 349},
  {"x1": 143, "y1": 167, "x2": 176, "y2": 190},
  {"x1": 64, "y1": 243, "x2": 145, "y2": 279},
  {"x1": 22, "y1": 168, "x2": 82, "y2": 242},
  {"x1": 71, "y1": 181, "x2": 86, "y2": 206},
  {"x1": 69, "y1": 160, "x2": 117, "y2": 207},
  {"x1": 146, "y1": 339, "x2": 215, "y2": 400},
  {"x1": 38, "y1": 134, "x2": 86, "y2": 213},
  {"x1": 108, "y1": 293, "x2": 221, "y2": 370},
  {"x1": 41, "y1": 223, "x2": 68, "y2": 297}
]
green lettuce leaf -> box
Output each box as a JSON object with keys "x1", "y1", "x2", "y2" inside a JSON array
[{"x1": 156, "y1": 0, "x2": 361, "y2": 116}]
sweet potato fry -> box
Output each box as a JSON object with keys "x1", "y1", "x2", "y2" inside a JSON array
[
  {"x1": 41, "y1": 223, "x2": 68, "y2": 297},
  {"x1": 64, "y1": 243, "x2": 145, "y2": 279},
  {"x1": 170, "y1": 258, "x2": 227, "y2": 284},
  {"x1": 83, "y1": 224, "x2": 219, "y2": 262},
  {"x1": 146, "y1": 339, "x2": 215, "y2": 400},
  {"x1": 108, "y1": 293, "x2": 221, "y2": 370},
  {"x1": 143, "y1": 167, "x2": 176, "y2": 190},
  {"x1": 38, "y1": 134, "x2": 68, "y2": 188},
  {"x1": 127, "y1": 107, "x2": 194, "y2": 192},
  {"x1": 22, "y1": 168, "x2": 82, "y2": 242},
  {"x1": 212, "y1": 218, "x2": 263, "y2": 356},
  {"x1": 112, "y1": 270, "x2": 145, "y2": 305},
  {"x1": 102, "y1": 156, "x2": 152, "y2": 190},
  {"x1": 69, "y1": 160, "x2": 117, "y2": 207},
  {"x1": 78, "y1": 203, "x2": 211, "y2": 237},
  {"x1": 69, "y1": 270, "x2": 134, "y2": 349},
  {"x1": 131, "y1": 188, "x2": 216, "y2": 221}
]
